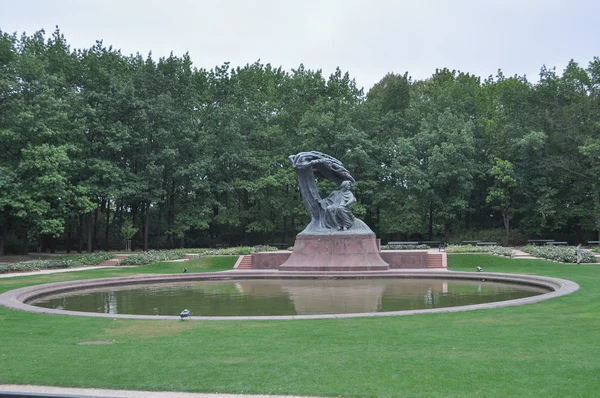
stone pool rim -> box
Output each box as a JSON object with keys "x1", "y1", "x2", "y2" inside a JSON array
[{"x1": 0, "y1": 270, "x2": 579, "y2": 320}]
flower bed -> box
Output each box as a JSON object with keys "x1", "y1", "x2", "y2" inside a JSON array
[
  {"x1": 522, "y1": 244, "x2": 596, "y2": 263},
  {"x1": 445, "y1": 245, "x2": 513, "y2": 257},
  {"x1": 380, "y1": 244, "x2": 430, "y2": 250},
  {"x1": 117, "y1": 246, "x2": 274, "y2": 265},
  {"x1": 0, "y1": 252, "x2": 115, "y2": 274}
]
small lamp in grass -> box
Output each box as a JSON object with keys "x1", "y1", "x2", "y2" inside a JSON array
[
  {"x1": 477, "y1": 266, "x2": 482, "y2": 272},
  {"x1": 180, "y1": 309, "x2": 191, "y2": 320}
]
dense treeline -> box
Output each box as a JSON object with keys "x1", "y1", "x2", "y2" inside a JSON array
[{"x1": 1, "y1": 28, "x2": 599, "y2": 254}]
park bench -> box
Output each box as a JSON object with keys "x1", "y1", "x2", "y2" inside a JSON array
[
  {"x1": 476, "y1": 241, "x2": 497, "y2": 246},
  {"x1": 587, "y1": 241, "x2": 600, "y2": 246},
  {"x1": 418, "y1": 240, "x2": 441, "y2": 247},
  {"x1": 387, "y1": 241, "x2": 419, "y2": 246},
  {"x1": 545, "y1": 241, "x2": 567, "y2": 245},
  {"x1": 462, "y1": 241, "x2": 479, "y2": 245},
  {"x1": 527, "y1": 239, "x2": 554, "y2": 245},
  {"x1": 267, "y1": 243, "x2": 288, "y2": 249}
]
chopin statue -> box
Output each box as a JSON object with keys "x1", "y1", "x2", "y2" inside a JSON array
[{"x1": 288, "y1": 151, "x2": 373, "y2": 235}]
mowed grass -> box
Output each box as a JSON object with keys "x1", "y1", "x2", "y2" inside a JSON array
[{"x1": 1, "y1": 255, "x2": 599, "y2": 397}]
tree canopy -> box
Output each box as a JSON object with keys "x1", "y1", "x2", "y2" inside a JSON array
[{"x1": 1, "y1": 28, "x2": 599, "y2": 254}]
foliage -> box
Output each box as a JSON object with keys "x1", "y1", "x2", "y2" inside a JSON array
[
  {"x1": 121, "y1": 219, "x2": 139, "y2": 240},
  {"x1": 446, "y1": 228, "x2": 528, "y2": 246},
  {"x1": 486, "y1": 157, "x2": 518, "y2": 236},
  {"x1": 117, "y1": 247, "x2": 258, "y2": 265},
  {"x1": 445, "y1": 245, "x2": 513, "y2": 257},
  {"x1": 117, "y1": 250, "x2": 189, "y2": 265},
  {"x1": 1, "y1": 28, "x2": 599, "y2": 255},
  {"x1": 251, "y1": 245, "x2": 280, "y2": 252},
  {"x1": 0, "y1": 252, "x2": 114, "y2": 273},
  {"x1": 380, "y1": 244, "x2": 430, "y2": 250},
  {"x1": 522, "y1": 244, "x2": 597, "y2": 263}
]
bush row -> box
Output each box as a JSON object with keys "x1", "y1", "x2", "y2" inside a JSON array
[
  {"x1": 445, "y1": 245, "x2": 513, "y2": 257},
  {"x1": 114, "y1": 246, "x2": 277, "y2": 265},
  {"x1": 380, "y1": 244, "x2": 430, "y2": 250},
  {"x1": 445, "y1": 229, "x2": 528, "y2": 246},
  {"x1": 522, "y1": 245, "x2": 597, "y2": 263},
  {"x1": 0, "y1": 252, "x2": 115, "y2": 274}
]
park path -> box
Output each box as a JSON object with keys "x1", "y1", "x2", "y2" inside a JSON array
[
  {"x1": 2, "y1": 247, "x2": 598, "y2": 280},
  {"x1": 0, "y1": 385, "x2": 321, "y2": 398},
  {"x1": 0, "y1": 265, "x2": 123, "y2": 279}
]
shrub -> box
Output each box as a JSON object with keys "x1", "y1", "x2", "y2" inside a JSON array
[
  {"x1": 445, "y1": 245, "x2": 513, "y2": 257},
  {"x1": 446, "y1": 228, "x2": 527, "y2": 246},
  {"x1": 54, "y1": 252, "x2": 115, "y2": 267},
  {"x1": 118, "y1": 250, "x2": 188, "y2": 265},
  {"x1": 117, "y1": 247, "x2": 258, "y2": 266},
  {"x1": 522, "y1": 245, "x2": 596, "y2": 263},
  {"x1": 381, "y1": 244, "x2": 430, "y2": 250},
  {"x1": 0, "y1": 252, "x2": 115, "y2": 274},
  {"x1": 252, "y1": 245, "x2": 280, "y2": 252}
]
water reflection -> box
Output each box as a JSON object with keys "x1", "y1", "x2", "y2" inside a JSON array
[{"x1": 30, "y1": 278, "x2": 549, "y2": 316}]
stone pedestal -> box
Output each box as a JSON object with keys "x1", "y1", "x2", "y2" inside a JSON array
[{"x1": 278, "y1": 233, "x2": 389, "y2": 271}]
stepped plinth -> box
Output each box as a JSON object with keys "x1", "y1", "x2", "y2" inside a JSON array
[{"x1": 278, "y1": 232, "x2": 389, "y2": 271}]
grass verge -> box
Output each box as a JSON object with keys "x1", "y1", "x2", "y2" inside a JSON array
[{"x1": 0, "y1": 255, "x2": 599, "y2": 397}]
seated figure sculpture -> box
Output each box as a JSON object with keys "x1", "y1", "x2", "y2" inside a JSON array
[{"x1": 320, "y1": 180, "x2": 356, "y2": 230}]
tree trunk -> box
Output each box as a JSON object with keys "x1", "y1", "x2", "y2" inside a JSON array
[
  {"x1": 0, "y1": 219, "x2": 6, "y2": 256},
  {"x1": 131, "y1": 204, "x2": 137, "y2": 251},
  {"x1": 66, "y1": 218, "x2": 72, "y2": 254},
  {"x1": 443, "y1": 222, "x2": 452, "y2": 239},
  {"x1": 428, "y1": 203, "x2": 434, "y2": 240},
  {"x1": 50, "y1": 236, "x2": 56, "y2": 253},
  {"x1": 22, "y1": 229, "x2": 29, "y2": 255},
  {"x1": 168, "y1": 182, "x2": 175, "y2": 248},
  {"x1": 143, "y1": 200, "x2": 150, "y2": 251},
  {"x1": 503, "y1": 211, "x2": 510, "y2": 237},
  {"x1": 281, "y1": 216, "x2": 287, "y2": 244},
  {"x1": 105, "y1": 200, "x2": 110, "y2": 251},
  {"x1": 87, "y1": 211, "x2": 94, "y2": 253},
  {"x1": 93, "y1": 207, "x2": 99, "y2": 251},
  {"x1": 465, "y1": 210, "x2": 471, "y2": 230},
  {"x1": 594, "y1": 186, "x2": 600, "y2": 241},
  {"x1": 157, "y1": 201, "x2": 163, "y2": 250},
  {"x1": 78, "y1": 214, "x2": 84, "y2": 253}
]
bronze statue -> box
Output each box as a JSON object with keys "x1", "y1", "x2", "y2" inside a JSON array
[{"x1": 289, "y1": 151, "x2": 372, "y2": 235}]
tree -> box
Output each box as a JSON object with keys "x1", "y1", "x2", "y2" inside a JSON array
[{"x1": 486, "y1": 157, "x2": 518, "y2": 237}]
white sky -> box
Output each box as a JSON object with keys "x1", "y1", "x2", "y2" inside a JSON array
[{"x1": 1, "y1": 0, "x2": 599, "y2": 91}]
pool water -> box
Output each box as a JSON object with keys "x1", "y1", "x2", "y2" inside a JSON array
[{"x1": 29, "y1": 278, "x2": 549, "y2": 316}]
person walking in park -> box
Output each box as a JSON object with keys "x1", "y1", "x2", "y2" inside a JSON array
[{"x1": 576, "y1": 243, "x2": 583, "y2": 264}]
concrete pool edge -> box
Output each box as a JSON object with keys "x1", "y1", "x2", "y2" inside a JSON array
[{"x1": 0, "y1": 270, "x2": 579, "y2": 320}]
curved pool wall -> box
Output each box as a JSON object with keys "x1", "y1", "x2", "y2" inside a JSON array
[{"x1": 0, "y1": 270, "x2": 579, "y2": 320}]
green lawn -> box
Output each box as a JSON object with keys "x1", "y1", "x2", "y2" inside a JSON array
[{"x1": 1, "y1": 255, "x2": 599, "y2": 397}]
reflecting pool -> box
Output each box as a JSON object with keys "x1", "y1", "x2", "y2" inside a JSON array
[{"x1": 29, "y1": 278, "x2": 550, "y2": 316}]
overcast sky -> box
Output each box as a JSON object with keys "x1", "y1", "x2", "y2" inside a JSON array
[{"x1": 1, "y1": 0, "x2": 599, "y2": 91}]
